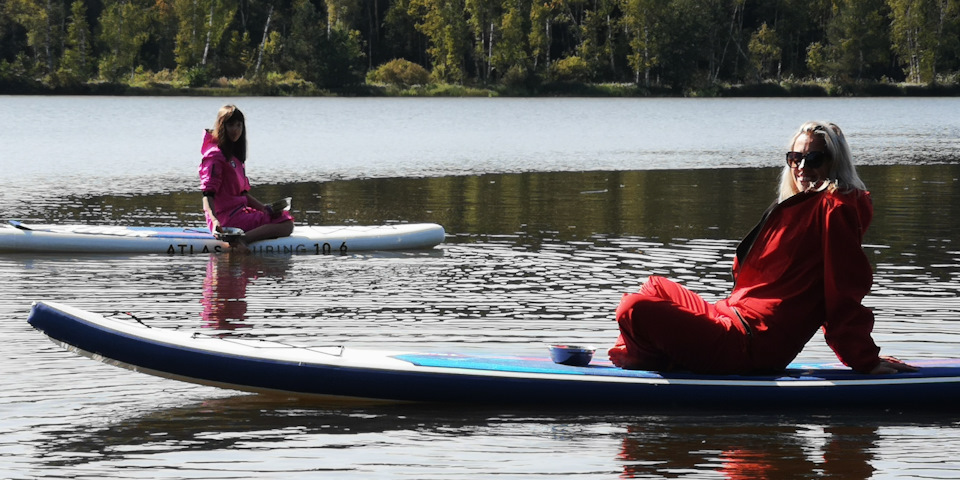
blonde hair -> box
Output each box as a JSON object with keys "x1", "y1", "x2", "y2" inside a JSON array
[{"x1": 777, "y1": 121, "x2": 866, "y2": 202}]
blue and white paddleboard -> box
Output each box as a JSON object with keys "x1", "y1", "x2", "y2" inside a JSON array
[
  {"x1": 26, "y1": 301, "x2": 960, "y2": 408},
  {"x1": 0, "y1": 221, "x2": 445, "y2": 254}
]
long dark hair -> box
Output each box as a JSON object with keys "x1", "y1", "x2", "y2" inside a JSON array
[{"x1": 211, "y1": 105, "x2": 247, "y2": 163}]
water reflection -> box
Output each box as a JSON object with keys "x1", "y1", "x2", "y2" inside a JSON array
[
  {"x1": 617, "y1": 418, "x2": 877, "y2": 479},
  {"x1": 200, "y1": 253, "x2": 293, "y2": 330},
  {"x1": 20, "y1": 165, "x2": 960, "y2": 263},
  {"x1": 32, "y1": 393, "x2": 960, "y2": 478}
]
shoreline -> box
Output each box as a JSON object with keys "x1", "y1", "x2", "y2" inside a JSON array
[{"x1": 3, "y1": 79, "x2": 960, "y2": 97}]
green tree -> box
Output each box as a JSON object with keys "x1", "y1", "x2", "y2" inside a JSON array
[
  {"x1": 465, "y1": 0, "x2": 501, "y2": 81},
  {"x1": 151, "y1": 0, "x2": 180, "y2": 72},
  {"x1": 774, "y1": 0, "x2": 831, "y2": 79},
  {"x1": 492, "y1": 0, "x2": 530, "y2": 83},
  {"x1": 220, "y1": 27, "x2": 254, "y2": 76},
  {"x1": 620, "y1": 0, "x2": 666, "y2": 85},
  {"x1": 576, "y1": 0, "x2": 618, "y2": 78},
  {"x1": 326, "y1": 0, "x2": 361, "y2": 33},
  {"x1": 408, "y1": 0, "x2": 470, "y2": 83},
  {"x1": 58, "y1": 0, "x2": 94, "y2": 83},
  {"x1": 528, "y1": 0, "x2": 556, "y2": 70},
  {"x1": 98, "y1": 0, "x2": 152, "y2": 81},
  {"x1": 286, "y1": 0, "x2": 324, "y2": 79},
  {"x1": 888, "y1": 0, "x2": 960, "y2": 83},
  {"x1": 4, "y1": 0, "x2": 65, "y2": 74},
  {"x1": 315, "y1": 27, "x2": 367, "y2": 87},
  {"x1": 825, "y1": 0, "x2": 890, "y2": 81},
  {"x1": 384, "y1": 0, "x2": 427, "y2": 63},
  {"x1": 806, "y1": 41, "x2": 828, "y2": 77},
  {"x1": 748, "y1": 22, "x2": 781, "y2": 82},
  {"x1": 657, "y1": 0, "x2": 721, "y2": 90},
  {"x1": 172, "y1": 0, "x2": 235, "y2": 71}
]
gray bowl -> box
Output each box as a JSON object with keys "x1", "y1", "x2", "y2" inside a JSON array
[
  {"x1": 216, "y1": 227, "x2": 245, "y2": 243},
  {"x1": 548, "y1": 345, "x2": 596, "y2": 367}
]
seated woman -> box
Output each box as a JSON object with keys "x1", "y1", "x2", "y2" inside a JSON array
[
  {"x1": 199, "y1": 105, "x2": 294, "y2": 252},
  {"x1": 608, "y1": 121, "x2": 917, "y2": 375}
]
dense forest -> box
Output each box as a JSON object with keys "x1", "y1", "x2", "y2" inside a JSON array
[{"x1": 2, "y1": 0, "x2": 959, "y2": 95}]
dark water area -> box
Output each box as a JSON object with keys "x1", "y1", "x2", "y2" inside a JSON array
[{"x1": 25, "y1": 164, "x2": 960, "y2": 265}]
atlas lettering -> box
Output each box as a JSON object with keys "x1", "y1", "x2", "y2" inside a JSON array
[{"x1": 166, "y1": 244, "x2": 222, "y2": 254}]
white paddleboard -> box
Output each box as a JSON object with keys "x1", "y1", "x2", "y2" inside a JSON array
[{"x1": 0, "y1": 221, "x2": 445, "y2": 254}]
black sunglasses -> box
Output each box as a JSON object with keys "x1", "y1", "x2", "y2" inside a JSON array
[{"x1": 786, "y1": 151, "x2": 827, "y2": 169}]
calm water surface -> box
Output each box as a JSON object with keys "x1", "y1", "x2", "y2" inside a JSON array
[{"x1": 2, "y1": 97, "x2": 960, "y2": 478}]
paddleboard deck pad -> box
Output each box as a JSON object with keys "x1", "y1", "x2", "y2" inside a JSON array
[
  {"x1": 27, "y1": 301, "x2": 960, "y2": 408},
  {"x1": 0, "y1": 221, "x2": 445, "y2": 254}
]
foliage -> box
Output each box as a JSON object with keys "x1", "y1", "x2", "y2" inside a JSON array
[
  {"x1": 306, "y1": 26, "x2": 366, "y2": 88},
  {"x1": 888, "y1": 0, "x2": 960, "y2": 83},
  {"x1": 172, "y1": 0, "x2": 235, "y2": 70},
  {"x1": 182, "y1": 65, "x2": 211, "y2": 87},
  {"x1": 367, "y1": 58, "x2": 431, "y2": 86},
  {"x1": 621, "y1": 0, "x2": 667, "y2": 86},
  {"x1": 1, "y1": 0, "x2": 960, "y2": 94},
  {"x1": 806, "y1": 42, "x2": 828, "y2": 78},
  {"x1": 825, "y1": 0, "x2": 891, "y2": 82},
  {"x1": 748, "y1": 23, "x2": 781, "y2": 82},
  {"x1": 408, "y1": 0, "x2": 470, "y2": 83},
  {"x1": 550, "y1": 55, "x2": 592, "y2": 82},
  {"x1": 58, "y1": 1, "x2": 93, "y2": 85},
  {"x1": 98, "y1": 0, "x2": 152, "y2": 82}
]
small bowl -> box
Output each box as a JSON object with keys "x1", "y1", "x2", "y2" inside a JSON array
[
  {"x1": 216, "y1": 227, "x2": 245, "y2": 243},
  {"x1": 548, "y1": 345, "x2": 596, "y2": 367},
  {"x1": 269, "y1": 197, "x2": 292, "y2": 213}
]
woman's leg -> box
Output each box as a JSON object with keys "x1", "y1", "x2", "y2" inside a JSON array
[
  {"x1": 241, "y1": 220, "x2": 294, "y2": 243},
  {"x1": 609, "y1": 276, "x2": 748, "y2": 373},
  {"x1": 611, "y1": 276, "x2": 714, "y2": 348},
  {"x1": 223, "y1": 208, "x2": 295, "y2": 252}
]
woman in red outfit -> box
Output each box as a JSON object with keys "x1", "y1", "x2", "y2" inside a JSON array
[
  {"x1": 608, "y1": 122, "x2": 917, "y2": 375},
  {"x1": 199, "y1": 105, "x2": 294, "y2": 252}
]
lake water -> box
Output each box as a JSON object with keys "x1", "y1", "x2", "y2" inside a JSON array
[{"x1": 2, "y1": 96, "x2": 960, "y2": 478}]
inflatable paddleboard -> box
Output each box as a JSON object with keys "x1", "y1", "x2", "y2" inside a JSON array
[
  {"x1": 0, "y1": 221, "x2": 445, "y2": 254},
  {"x1": 27, "y1": 301, "x2": 960, "y2": 408}
]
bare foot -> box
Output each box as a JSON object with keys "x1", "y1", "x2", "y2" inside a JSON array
[
  {"x1": 229, "y1": 238, "x2": 250, "y2": 255},
  {"x1": 608, "y1": 345, "x2": 629, "y2": 368}
]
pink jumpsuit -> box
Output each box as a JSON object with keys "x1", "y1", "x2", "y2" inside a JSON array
[{"x1": 198, "y1": 130, "x2": 293, "y2": 233}]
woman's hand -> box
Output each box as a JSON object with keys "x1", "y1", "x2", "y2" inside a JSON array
[
  {"x1": 868, "y1": 356, "x2": 918, "y2": 374},
  {"x1": 202, "y1": 195, "x2": 220, "y2": 233}
]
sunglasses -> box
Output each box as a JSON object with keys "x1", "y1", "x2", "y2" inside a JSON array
[{"x1": 786, "y1": 151, "x2": 827, "y2": 169}]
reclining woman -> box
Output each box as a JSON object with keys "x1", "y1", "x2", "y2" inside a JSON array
[
  {"x1": 199, "y1": 105, "x2": 294, "y2": 253},
  {"x1": 608, "y1": 121, "x2": 917, "y2": 375}
]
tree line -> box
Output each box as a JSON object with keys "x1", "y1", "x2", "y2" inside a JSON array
[{"x1": 2, "y1": 0, "x2": 959, "y2": 94}]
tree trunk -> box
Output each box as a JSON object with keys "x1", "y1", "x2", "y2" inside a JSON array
[
  {"x1": 44, "y1": 0, "x2": 53, "y2": 71},
  {"x1": 255, "y1": 5, "x2": 274, "y2": 75},
  {"x1": 487, "y1": 21, "x2": 495, "y2": 80},
  {"x1": 545, "y1": 18, "x2": 551, "y2": 66},
  {"x1": 201, "y1": 3, "x2": 213, "y2": 65}
]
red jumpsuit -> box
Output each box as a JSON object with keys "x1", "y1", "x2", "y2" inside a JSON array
[{"x1": 612, "y1": 189, "x2": 882, "y2": 373}]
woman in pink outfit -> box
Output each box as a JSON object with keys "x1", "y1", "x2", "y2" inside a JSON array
[{"x1": 199, "y1": 105, "x2": 294, "y2": 251}]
